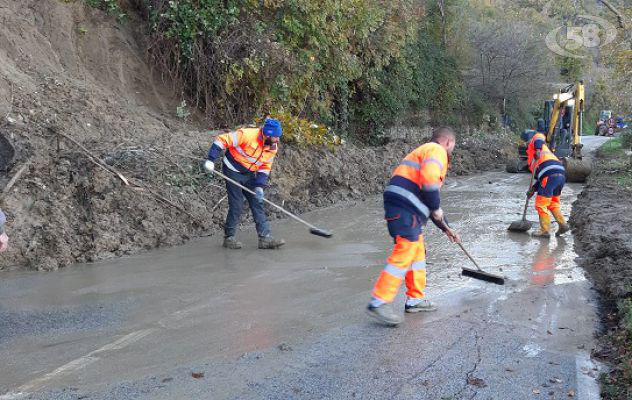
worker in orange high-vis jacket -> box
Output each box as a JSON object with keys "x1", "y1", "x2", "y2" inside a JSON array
[
  {"x1": 524, "y1": 130, "x2": 570, "y2": 239},
  {"x1": 204, "y1": 118, "x2": 285, "y2": 250},
  {"x1": 367, "y1": 127, "x2": 461, "y2": 326}
]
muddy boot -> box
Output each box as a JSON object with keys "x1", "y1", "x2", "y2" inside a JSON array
[
  {"x1": 532, "y1": 214, "x2": 551, "y2": 239},
  {"x1": 551, "y1": 209, "x2": 570, "y2": 237},
  {"x1": 556, "y1": 223, "x2": 570, "y2": 237},
  {"x1": 405, "y1": 298, "x2": 437, "y2": 313},
  {"x1": 366, "y1": 304, "x2": 403, "y2": 326},
  {"x1": 223, "y1": 236, "x2": 242, "y2": 249},
  {"x1": 258, "y1": 235, "x2": 285, "y2": 249}
]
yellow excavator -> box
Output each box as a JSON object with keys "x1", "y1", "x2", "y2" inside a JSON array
[{"x1": 506, "y1": 81, "x2": 591, "y2": 182}]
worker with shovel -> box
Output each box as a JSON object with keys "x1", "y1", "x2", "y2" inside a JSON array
[
  {"x1": 367, "y1": 127, "x2": 460, "y2": 326},
  {"x1": 203, "y1": 119, "x2": 285, "y2": 250},
  {"x1": 524, "y1": 131, "x2": 570, "y2": 238}
]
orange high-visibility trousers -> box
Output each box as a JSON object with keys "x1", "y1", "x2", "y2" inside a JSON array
[{"x1": 372, "y1": 235, "x2": 427, "y2": 303}]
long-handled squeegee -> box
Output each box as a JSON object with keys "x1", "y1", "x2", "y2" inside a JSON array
[
  {"x1": 211, "y1": 169, "x2": 333, "y2": 238},
  {"x1": 435, "y1": 217, "x2": 505, "y2": 285},
  {"x1": 458, "y1": 242, "x2": 505, "y2": 285}
]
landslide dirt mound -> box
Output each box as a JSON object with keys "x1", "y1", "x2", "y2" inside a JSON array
[
  {"x1": 571, "y1": 165, "x2": 632, "y2": 300},
  {"x1": 570, "y1": 150, "x2": 632, "y2": 399},
  {"x1": 0, "y1": 1, "x2": 514, "y2": 271}
]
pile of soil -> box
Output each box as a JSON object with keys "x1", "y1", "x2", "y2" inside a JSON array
[
  {"x1": 0, "y1": 0, "x2": 514, "y2": 271},
  {"x1": 570, "y1": 148, "x2": 632, "y2": 399}
]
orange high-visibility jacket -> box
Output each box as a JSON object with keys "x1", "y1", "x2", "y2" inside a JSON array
[
  {"x1": 383, "y1": 142, "x2": 448, "y2": 218},
  {"x1": 526, "y1": 133, "x2": 564, "y2": 180},
  {"x1": 209, "y1": 128, "x2": 277, "y2": 186}
]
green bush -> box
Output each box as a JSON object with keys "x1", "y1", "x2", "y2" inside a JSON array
[
  {"x1": 256, "y1": 111, "x2": 342, "y2": 147},
  {"x1": 85, "y1": 0, "x2": 126, "y2": 22},
  {"x1": 620, "y1": 130, "x2": 632, "y2": 149}
]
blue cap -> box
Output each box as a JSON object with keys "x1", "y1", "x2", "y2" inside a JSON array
[{"x1": 262, "y1": 118, "x2": 282, "y2": 137}]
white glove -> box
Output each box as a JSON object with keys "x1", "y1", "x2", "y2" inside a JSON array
[
  {"x1": 203, "y1": 160, "x2": 215, "y2": 173},
  {"x1": 255, "y1": 187, "x2": 264, "y2": 203}
]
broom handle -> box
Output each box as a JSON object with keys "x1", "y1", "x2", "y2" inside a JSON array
[
  {"x1": 211, "y1": 169, "x2": 319, "y2": 230},
  {"x1": 521, "y1": 163, "x2": 538, "y2": 220},
  {"x1": 457, "y1": 242, "x2": 483, "y2": 272}
]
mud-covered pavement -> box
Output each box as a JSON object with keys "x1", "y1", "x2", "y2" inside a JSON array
[{"x1": 0, "y1": 138, "x2": 609, "y2": 400}]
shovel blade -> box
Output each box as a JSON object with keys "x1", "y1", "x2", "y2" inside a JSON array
[
  {"x1": 310, "y1": 227, "x2": 333, "y2": 238},
  {"x1": 508, "y1": 219, "x2": 533, "y2": 232},
  {"x1": 462, "y1": 267, "x2": 505, "y2": 285}
]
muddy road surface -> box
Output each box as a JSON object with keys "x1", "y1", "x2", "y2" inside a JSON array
[{"x1": 1, "y1": 137, "x2": 609, "y2": 400}]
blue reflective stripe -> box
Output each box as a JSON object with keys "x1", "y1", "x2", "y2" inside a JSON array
[
  {"x1": 538, "y1": 164, "x2": 565, "y2": 179},
  {"x1": 401, "y1": 160, "x2": 421, "y2": 169},
  {"x1": 421, "y1": 183, "x2": 441, "y2": 192},
  {"x1": 422, "y1": 157, "x2": 444, "y2": 170},
  {"x1": 384, "y1": 264, "x2": 407, "y2": 278},
  {"x1": 385, "y1": 185, "x2": 430, "y2": 217},
  {"x1": 411, "y1": 261, "x2": 426, "y2": 271}
]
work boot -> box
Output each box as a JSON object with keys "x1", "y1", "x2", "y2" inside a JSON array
[
  {"x1": 532, "y1": 215, "x2": 551, "y2": 239},
  {"x1": 556, "y1": 223, "x2": 571, "y2": 237},
  {"x1": 531, "y1": 230, "x2": 551, "y2": 239},
  {"x1": 405, "y1": 299, "x2": 438, "y2": 313},
  {"x1": 366, "y1": 304, "x2": 403, "y2": 326},
  {"x1": 258, "y1": 235, "x2": 285, "y2": 249},
  {"x1": 223, "y1": 236, "x2": 242, "y2": 249}
]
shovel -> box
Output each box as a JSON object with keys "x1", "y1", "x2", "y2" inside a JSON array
[
  {"x1": 210, "y1": 169, "x2": 333, "y2": 238},
  {"x1": 507, "y1": 164, "x2": 537, "y2": 232}
]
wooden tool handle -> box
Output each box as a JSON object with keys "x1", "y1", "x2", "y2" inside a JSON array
[{"x1": 457, "y1": 242, "x2": 483, "y2": 272}]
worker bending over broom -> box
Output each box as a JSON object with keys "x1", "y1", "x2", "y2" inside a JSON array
[
  {"x1": 204, "y1": 119, "x2": 286, "y2": 250},
  {"x1": 524, "y1": 130, "x2": 570, "y2": 238},
  {"x1": 367, "y1": 127, "x2": 460, "y2": 326}
]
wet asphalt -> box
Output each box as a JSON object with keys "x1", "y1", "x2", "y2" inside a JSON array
[{"x1": 0, "y1": 137, "x2": 610, "y2": 400}]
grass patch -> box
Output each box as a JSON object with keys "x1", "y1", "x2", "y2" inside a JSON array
[{"x1": 599, "y1": 138, "x2": 624, "y2": 156}]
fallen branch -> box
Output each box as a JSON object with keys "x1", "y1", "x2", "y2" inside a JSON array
[
  {"x1": 210, "y1": 195, "x2": 227, "y2": 213},
  {"x1": 1, "y1": 162, "x2": 28, "y2": 200},
  {"x1": 55, "y1": 130, "x2": 201, "y2": 222},
  {"x1": 55, "y1": 130, "x2": 130, "y2": 186},
  {"x1": 600, "y1": 0, "x2": 627, "y2": 29},
  {"x1": 4, "y1": 81, "x2": 13, "y2": 121}
]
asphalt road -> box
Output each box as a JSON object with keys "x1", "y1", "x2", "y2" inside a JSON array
[{"x1": 0, "y1": 136, "x2": 610, "y2": 400}]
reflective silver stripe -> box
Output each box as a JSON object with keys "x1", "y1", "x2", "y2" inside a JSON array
[
  {"x1": 223, "y1": 157, "x2": 239, "y2": 172},
  {"x1": 259, "y1": 169, "x2": 270, "y2": 175},
  {"x1": 401, "y1": 160, "x2": 421, "y2": 169},
  {"x1": 421, "y1": 183, "x2": 440, "y2": 192},
  {"x1": 213, "y1": 140, "x2": 225, "y2": 149},
  {"x1": 538, "y1": 164, "x2": 565, "y2": 179},
  {"x1": 422, "y1": 157, "x2": 444, "y2": 170},
  {"x1": 384, "y1": 264, "x2": 407, "y2": 278},
  {"x1": 384, "y1": 185, "x2": 430, "y2": 217},
  {"x1": 234, "y1": 145, "x2": 264, "y2": 166},
  {"x1": 411, "y1": 261, "x2": 426, "y2": 271},
  {"x1": 230, "y1": 131, "x2": 239, "y2": 145}
]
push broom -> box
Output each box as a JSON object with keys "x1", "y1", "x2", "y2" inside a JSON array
[{"x1": 436, "y1": 217, "x2": 505, "y2": 285}]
